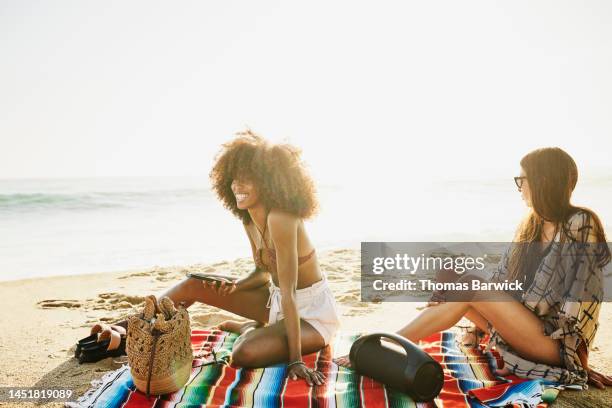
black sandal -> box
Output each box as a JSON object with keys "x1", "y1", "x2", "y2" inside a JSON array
[{"x1": 76, "y1": 324, "x2": 127, "y2": 362}]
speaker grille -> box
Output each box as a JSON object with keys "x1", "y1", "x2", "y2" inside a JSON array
[{"x1": 412, "y1": 363, "x2": 444, "y2": 401}]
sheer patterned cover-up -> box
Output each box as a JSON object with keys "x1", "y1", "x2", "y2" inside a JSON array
[{"x1": 487, "y1": 210, "x2": 606, "y2": 386}]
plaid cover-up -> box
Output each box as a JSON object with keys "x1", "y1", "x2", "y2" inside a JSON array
[
  {"x1": 489, "y1": 209, "x2": 608, "y2": 386},
  {"x1": 66, "y1": 329, "x2": 560, "y2": 408}
]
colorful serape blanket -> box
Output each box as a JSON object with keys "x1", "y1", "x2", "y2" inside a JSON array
[{"x1": 67, "y1": 329, "x2": 561, "y2": 408}]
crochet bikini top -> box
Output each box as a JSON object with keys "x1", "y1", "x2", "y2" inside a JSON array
[{"x1": 253, "y1": 212, "x2": 315, "y2": 273}]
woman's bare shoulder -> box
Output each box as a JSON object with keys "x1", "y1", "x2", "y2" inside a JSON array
[{"x1": 267, "y1": 209, "x2": 300, "y2": 225}]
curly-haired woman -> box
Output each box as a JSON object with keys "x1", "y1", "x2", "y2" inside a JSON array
[
  {"x1": 336, "y1": 147, "x2": 612, "y2": 389},
  {"x1": 136, "y1": 131, "x2": 340, "y2": 385}
]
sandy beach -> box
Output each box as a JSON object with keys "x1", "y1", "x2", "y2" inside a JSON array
[
  {"x1": 0, "y1": 248, "x2": 610, "y2": 407},
  {"x1": 3, "y1": 1, "x2": 612, "y2": 407}
]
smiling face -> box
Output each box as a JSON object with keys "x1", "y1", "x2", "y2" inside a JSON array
[{"x1": 231, "y1": 176, "x2": 260, "y2": 210}]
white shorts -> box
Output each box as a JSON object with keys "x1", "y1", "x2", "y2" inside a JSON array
[{"x1": 266, "y1": 274, "x2": 341, "y2": 346}]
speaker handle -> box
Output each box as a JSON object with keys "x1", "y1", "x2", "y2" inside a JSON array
[{"x1": 362, "y1": 332, "x2": 418, "y2": 355}]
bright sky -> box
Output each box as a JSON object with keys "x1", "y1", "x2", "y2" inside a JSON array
[{"x1": 1, "y1": 0, "x2": 611, "y2": 185}]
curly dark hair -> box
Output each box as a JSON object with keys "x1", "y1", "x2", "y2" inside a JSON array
[{"x1": 210, "y1": 130, "x2": 318, "y2": 224}]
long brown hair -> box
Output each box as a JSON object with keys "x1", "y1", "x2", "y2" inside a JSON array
[{"x1": 507, "y1": 147, "x2": 610, "y2": 282}]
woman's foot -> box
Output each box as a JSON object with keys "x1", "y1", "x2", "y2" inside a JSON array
[
  {"x1": 217, "y1": 320, "x2": 263, "y2": 334},
  {"x1": 333, "y1": 355, "x2": 352, "y2": 368},
  {"x1": 459, "y1": 326, "x2": 485, "y2": 348}
]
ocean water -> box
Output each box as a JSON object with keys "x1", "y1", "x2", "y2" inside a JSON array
[{"x1": 1, "y1": 175, "x2": 610, "y2": 281}]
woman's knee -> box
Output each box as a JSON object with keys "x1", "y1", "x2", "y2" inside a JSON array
[
  {"x1": 165, "y1": 277, "x2": 201, "y2": 306},
  {"x1": 183, "y1": 277, "x2": 202, "y2": 293},
  {"x1": 231, "y1": 338, "x2": 261, "y2": 367}
]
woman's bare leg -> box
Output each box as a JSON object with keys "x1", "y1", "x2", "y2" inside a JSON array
[
  {"x1": 216, "y1": 320, "x2": 264, "y2": 334},
  {"x1": 395, "y1": 297, "x2": 561, "y2": 366},
  {"x1": 112, "y1": 278, "x2": 326, "y2": 372},
  {"x1": 159, "y1": 277, "x2": 271, "y2": 323},
  {"x1": 335, "y1": 292, "x2": 561, "y2": 368},
  {"x1": 458, "y1": 308, "x2": 489, "y2": 346},
  {"x1": 231, "y1": 319, "x2": 326, "y2": 370},
  {"x1": 112, "y1": 277, "x2": 271, "y2": 328},
  {"x1": 464, "y1": 308, "x2": 488, "y2": 332},
  {"x1": 169, "y1": 278, "x2": 327, "y2": 375}
]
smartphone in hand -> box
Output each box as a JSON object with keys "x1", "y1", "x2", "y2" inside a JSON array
[{"x1": 186, "y1": 273, "x2": 235, "y2": 286}]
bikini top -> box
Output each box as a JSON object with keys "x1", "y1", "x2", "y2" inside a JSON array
[{"x1": 252, "y1": 212, "x2": 315, "y2": 273}]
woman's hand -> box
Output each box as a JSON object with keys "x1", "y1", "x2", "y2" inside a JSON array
[
  {"x1": 587, "y1": 367, "x2": 612, "y2": 389},
  {"x1": 415, "y1": 298, "x2": 445, "y2": 311},
  {"x1": 287, "y1": 362, "x2": 326, "y2": 386},
  {"x1": 428, "y1": 291, "x2": 447, "y2": 304},
  {"x1": 459, "y1": 325, "x2": 484, "y2": 348},
  {"x1": 332, "y1": 354, "x2": 352, "y2": 368},
  {"x1": 203, "y1": 278, "x2": 237, "y2": 296}
]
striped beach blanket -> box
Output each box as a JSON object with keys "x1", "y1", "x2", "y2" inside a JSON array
[{"x1": 67, "y1": 329, "x2": 560, "y2": 408}]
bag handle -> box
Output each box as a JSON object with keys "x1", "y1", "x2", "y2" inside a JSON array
[{"x1": 146, "y1": 329, "x2": 162, "y2": 399}]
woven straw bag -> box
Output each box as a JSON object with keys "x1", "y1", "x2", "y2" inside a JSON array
[{"x1": 127, "y1": 295, "x2": 193, "y2": 398}]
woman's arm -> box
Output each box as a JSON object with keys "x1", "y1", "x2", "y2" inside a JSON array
[
  {"x1": 233, "y1": 268, "x2": 269, "y2": 291},
  {"x1": 206, "y1": 223, "x2": 270, "y2": 296},
  {"x1": 203, "y1": 267, "x2": 269, "y2": 295},
  {"x1": 236, "y1": 222, "x2": 271, "y2": 291},
  {"x1": 268, "y1": 211, "x2": 301, "y2": 362},
  {"x1": 547, "y1": 214, "x2": 599, "y2": 336}
]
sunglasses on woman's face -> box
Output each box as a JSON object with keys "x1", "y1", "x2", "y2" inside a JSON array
[{"x1": 514, "y1": 176, "x2": 527, "y2": 189}]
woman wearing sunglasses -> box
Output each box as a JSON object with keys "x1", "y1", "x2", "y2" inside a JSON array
[{"x1": 336, "y1": 147, "x2": 612, "y2": 389}]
